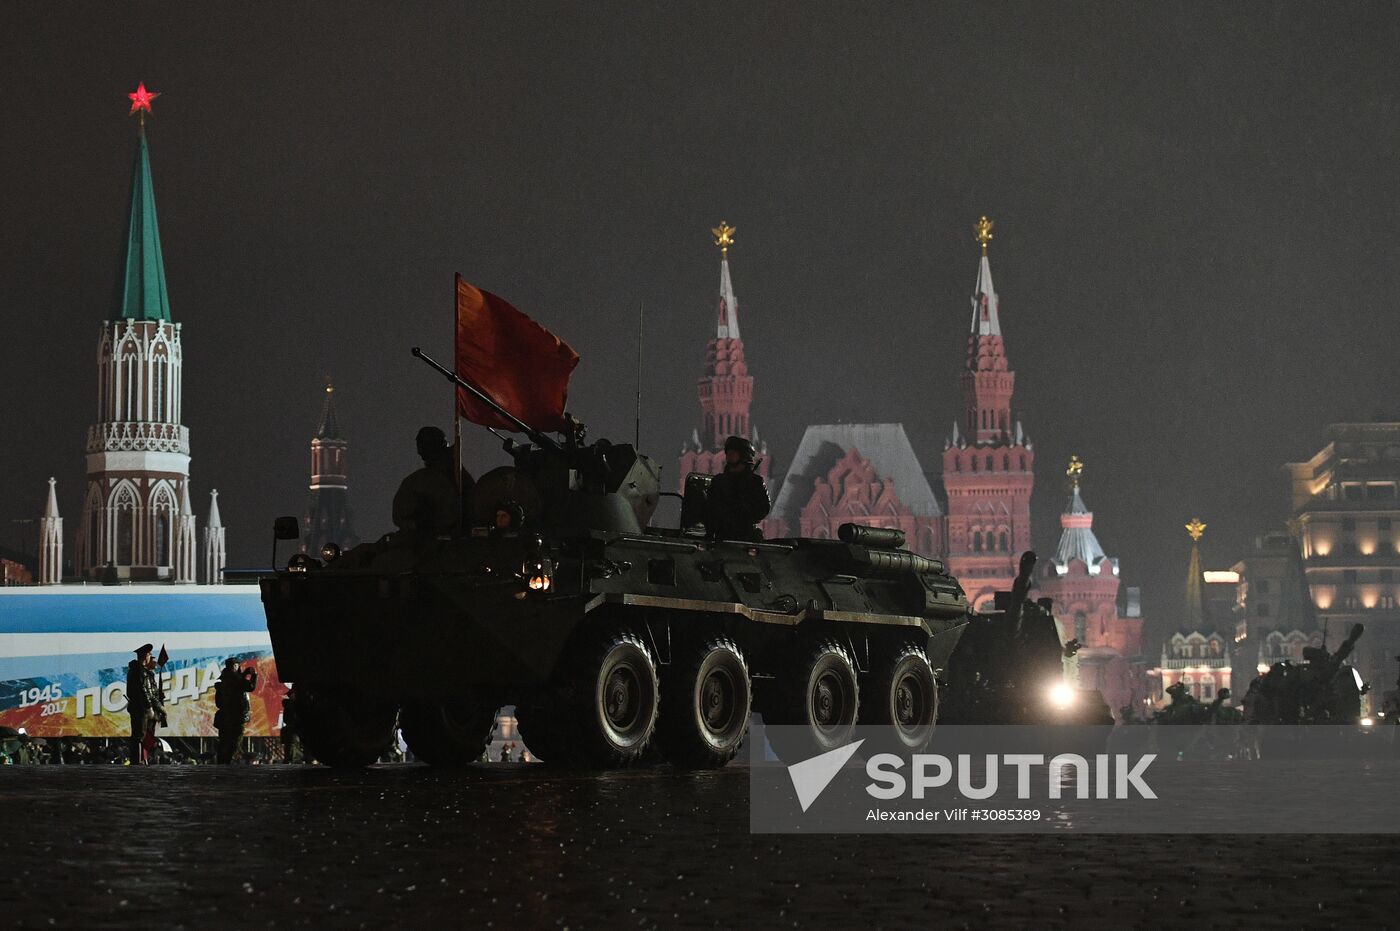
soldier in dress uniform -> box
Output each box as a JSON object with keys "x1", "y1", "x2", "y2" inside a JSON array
[
  {"x1": 705, "y1": 435, "x2": 770, "y2": 542},
  {"x1": 125, "y1": 644, "x2": 165, "y2": 765}
]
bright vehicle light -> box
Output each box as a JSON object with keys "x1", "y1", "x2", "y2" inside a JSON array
[
  {"x1": 523, "y1": 558, "x2": 554, "y2": 593},
  {"x1": 1048, "y1": 682, "x2": 1076, "y2": 709},
  {"x1": 1360, "y1": 717, "x2": 1375, "y2": 727}
]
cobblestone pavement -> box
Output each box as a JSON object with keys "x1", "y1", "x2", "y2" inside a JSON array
[{"x1": 2, "y1": 764, "x2": 1397, "y2": 929}]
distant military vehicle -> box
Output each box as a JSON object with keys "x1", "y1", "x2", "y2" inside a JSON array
[
  {"x1": 261, "y1": 349, "x2": 1106, "y2": 768},
  {"x1": 1245, "y1": 623, "x2": 1367, "y2": 726}
]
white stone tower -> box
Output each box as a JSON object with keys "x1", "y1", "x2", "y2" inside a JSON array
[
  {"x1": 202, "y1": 490, "x2": 227, "y2": 585},
  {"x1": 39, "y1": 478, "x2": 63, "y2": 585}
]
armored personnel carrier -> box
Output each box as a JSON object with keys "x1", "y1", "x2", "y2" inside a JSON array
[
  {"x1": 261, "y1": 352, "x2": 1105, "y2": 768},
  {"x1": 1244, "y1": 623, "x2": 1367, "y2": 726}
]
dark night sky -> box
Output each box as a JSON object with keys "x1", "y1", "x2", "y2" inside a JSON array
[{"x1": 5, "y1": 3, "x2": 1400, "y2": 640}]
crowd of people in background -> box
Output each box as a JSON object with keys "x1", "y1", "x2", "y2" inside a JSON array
[
  {"x1": 0, "y1": 735, "x2": 296, "y2": 766},
  {"x1": 1, "y1": 729, "x2": 535, "y2": 766}
]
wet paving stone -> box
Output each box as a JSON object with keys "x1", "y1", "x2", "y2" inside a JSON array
[{"x1": 2, "y1": 763, "x2": 1398, "y2": 929}]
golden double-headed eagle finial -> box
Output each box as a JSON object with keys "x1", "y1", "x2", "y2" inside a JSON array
[
  {"x1": 974, "y1": 215, "x2": 994, "y2": 254},
  {"x1": 1066, "y1": 455, "x2": 1084, "y2": 488},
  {"x1": 1185, "y1": 518, "x2": 1207, "y2": 542},
  {"x1": 712, "y1": 221, "x2": 736, "y2": 257}
]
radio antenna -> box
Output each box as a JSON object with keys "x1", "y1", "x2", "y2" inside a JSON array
[{"x1": 634, "y1": 300, "x2": 644, "y2": 449}]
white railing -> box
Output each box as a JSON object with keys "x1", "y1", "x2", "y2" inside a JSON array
[{"x1": 86, "y1": 421, "x2": 190, "y2": 455}]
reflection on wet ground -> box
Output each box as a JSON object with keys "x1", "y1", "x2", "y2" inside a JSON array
[{"x1": 3, "y1": 763, "x2": 1398, "y2": 928}]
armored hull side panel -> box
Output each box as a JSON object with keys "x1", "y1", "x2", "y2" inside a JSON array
[
  {"x1": 260, "y1": 519, "x2": 977, "y2": 767},
  {"x1": 263, "y1": 574, "x2": 591, "y2": 695}
]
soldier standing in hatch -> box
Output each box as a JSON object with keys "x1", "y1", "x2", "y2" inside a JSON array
[
  {"x1": 214, "y1": 659, "x2": 258, "y2": 764},
  {"x1": 392, "y1": 426, "x2": 476, "y2": 538},
  {"x1": 125, "y1": 644, "x2": 165, "y2": 765},
  {"x1": 706, "y1": 435, "x2": 770, "y2": 542}
]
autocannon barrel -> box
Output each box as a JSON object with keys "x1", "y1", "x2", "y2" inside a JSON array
[{"x1": 838, "y1": 523, "x2": 906, "y2": 549}]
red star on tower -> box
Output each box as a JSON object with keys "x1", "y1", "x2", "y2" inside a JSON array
[{"x1": 128, "y1": 82, "x2": 159, "y2": 118}]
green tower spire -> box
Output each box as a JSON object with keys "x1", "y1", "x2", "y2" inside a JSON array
[{"x1": 114, "y1": 131, "x2": 171, "y2": 322}]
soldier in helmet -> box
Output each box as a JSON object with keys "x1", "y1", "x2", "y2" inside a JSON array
[
  {"x1": 490, "y1": 500, "x2": 526, "y2": 539},
  {"x1": 392, "y1": 426, "x2": 476, "y2": 538},
  {"x1": 705, "y1": 435, "x2": 770, "y2": 542},
  {"x1": 214, "y1": 658, "x2": 258, "y2": 764}
]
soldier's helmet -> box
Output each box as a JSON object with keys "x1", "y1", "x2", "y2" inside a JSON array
[
  {"x1": 416, "y1": 426, "x2": 450, "y2": 461},
  {"x1": 495, "y1": 500, "x2": 526, "y2": 529},
  {"x1": 723, "y1": 435, "x2": 756, "y2": 462}
]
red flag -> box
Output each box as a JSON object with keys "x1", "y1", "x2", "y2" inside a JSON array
[
  {"x1": 455, "y1": 275, "x2": 580, "y2": 433},
  {"x1": 157, "y1": 644, "x2": 169, "y2": 666}
]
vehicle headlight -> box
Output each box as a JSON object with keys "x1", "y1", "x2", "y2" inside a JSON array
[
  {"x1": 287, "y1": 553, "x2": 316, "y2": 573},
  {"x1": 1361, "y1": 717, "x2": 1375, "y2": 727},
  {"x1": 524, "y1": 558, "x2": 554, "y2": 593},
  {"x1": 1048, "y1": 682, "x2": 1076, "y2": 710}
]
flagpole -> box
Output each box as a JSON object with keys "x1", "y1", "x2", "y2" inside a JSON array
[{"x1": 453, "y1": 282, "x2": 463, "y2": 510}]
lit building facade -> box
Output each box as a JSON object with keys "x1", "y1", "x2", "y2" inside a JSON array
[
  {"x1": 1152, "y1": 630, "x2": 1233, "y2": 703},
  {"x1": 766, "y1": 424, "x2": 944, "y2": 556},
  {"x1": 1229, "y1": 529, "x2": 1322, "y2": 680},
  {"x1": 1287, "y1": 422, "x2": 1400, "y2": 694}
]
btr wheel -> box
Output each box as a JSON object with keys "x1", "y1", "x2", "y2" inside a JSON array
[
  {"x1": 400, "y1": 700, "x2": 498, "y2": 766},
  {"x1": 765, "y1": 639, "x2": 860, "y2": 763},
  {"x1": 544, "y1": 627, "x2": 660, "y2": 768},
  {"x1": 659, "y1": 636, "x2": 752, "y2": 768},
  {"x1": 861, "y1": 642, "x2": 938, "y2": 752},
  {"x1": 296, "y1": 685, "x2": 398, "y2": 768}
]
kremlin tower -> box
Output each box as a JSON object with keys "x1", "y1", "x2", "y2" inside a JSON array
[
  {"x1": 941, "y1": 217, "x2": 1035, "y2": 608},
  {"x1": 70, "y1": 84, "x2": 228, "y2": 582},
  {"x1": 1035, "y1": 456, "x2": 1147, "y2": 719},
  {"x1": 39, "y1": 479, "x2": 63, "y2": 585},
  {"x1": 302, "y1": 383, "x2": 359, "y2": 556},
  {"x1": 678, "y1": 223, "x2": 770, "y2": 487}
]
